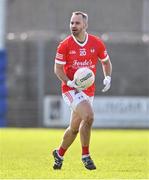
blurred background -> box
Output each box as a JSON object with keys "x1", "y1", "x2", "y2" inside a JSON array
[{"x1": 0, "y1": 0, "x2": 149, "y2": 128}]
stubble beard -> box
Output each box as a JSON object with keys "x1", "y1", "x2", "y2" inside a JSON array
[
  {"x1": 71, "y1": 29, "x2": 85, "y2": 39},
  {"x1": 71, "y1": 30, "x2": 80, "y2": 37}
]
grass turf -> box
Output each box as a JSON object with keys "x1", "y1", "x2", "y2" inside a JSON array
[{"x1": 0, "y1": 128, "x2": 149, "y2": 179}]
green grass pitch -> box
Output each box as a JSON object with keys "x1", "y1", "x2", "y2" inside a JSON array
[{"x1": 0, "y1": 128, "x2": 149, "y2": 179}]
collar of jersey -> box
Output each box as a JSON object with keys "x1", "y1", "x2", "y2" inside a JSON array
[{"x1": 71, "y1": 32, "x2": 88, "y2": 47}]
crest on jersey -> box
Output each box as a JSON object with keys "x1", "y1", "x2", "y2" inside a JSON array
[{"x1": 80, "y1": 48, "x2": 86, "y2": 56}]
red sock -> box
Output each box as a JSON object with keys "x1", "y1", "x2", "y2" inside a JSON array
[
  {"x1": 82, "y1": 146, "x2": 89, "y2": 155},
  {"x1": 58, "y1": 147, "x2": 67, "y2": 157}
]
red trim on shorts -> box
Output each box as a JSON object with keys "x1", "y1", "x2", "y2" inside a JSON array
[{"x1": 65, "y1": 92, "x2": 73, "y2": 103}]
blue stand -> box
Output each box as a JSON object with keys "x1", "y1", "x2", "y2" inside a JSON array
[{"x1": 0, "y1": 50, "x2": 7, "y2": 127}]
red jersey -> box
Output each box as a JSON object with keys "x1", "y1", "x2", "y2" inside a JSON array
[{"x1": 55, "y1": 33, "x2": 109, "y2": 96}]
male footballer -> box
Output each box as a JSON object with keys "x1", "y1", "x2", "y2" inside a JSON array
[{"x1": 52, "y1": 11, "x2": 112, "y2": 170}]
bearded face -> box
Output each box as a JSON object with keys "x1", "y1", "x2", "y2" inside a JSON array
[{"x1": 70, "y1": 14, "x2": 87, "y2": 37}]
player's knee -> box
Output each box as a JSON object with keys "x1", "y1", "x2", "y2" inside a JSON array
[
  {"x1": 81, "y1": 113, "x2": 94, "y2": 128},
  {"x1": 79, "y1": 119, "x2": 93, "y2": 131}
]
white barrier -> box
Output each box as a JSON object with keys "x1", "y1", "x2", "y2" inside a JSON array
[
  {"x1": 43, "y1": 96, "x2": 149, "y2": 128},
  {"x1": 0, "y1": 0, "x2": 7, "y2": 49}
]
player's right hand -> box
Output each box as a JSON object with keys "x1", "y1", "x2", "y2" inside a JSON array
[{"x1": 67, "y1": 80, "x2": 83, "y2": 91}]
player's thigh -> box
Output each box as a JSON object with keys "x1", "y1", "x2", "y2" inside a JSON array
[
  {"x1": 70, "y1": 111, "x2": 82, "y2": 131},
  {"x1": 75, "y1": 100, "x2": 94, "y2": 121}
]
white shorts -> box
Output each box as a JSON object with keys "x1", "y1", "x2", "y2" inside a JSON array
[{"x1": 62, "y1": 90, "x2": 94, "y2": 111}]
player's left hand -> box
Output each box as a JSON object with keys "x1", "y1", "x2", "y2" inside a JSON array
[{"x1": 102, "y1": 76, "x2": 111, "y2": 92}]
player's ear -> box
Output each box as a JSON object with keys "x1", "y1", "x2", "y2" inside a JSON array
[
  {"x1": 86, "y1": 23, "x2": 88, "y2": 29},
  {"x1": 84, "y1": 22, "x2": 88, "y2": 30}
]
